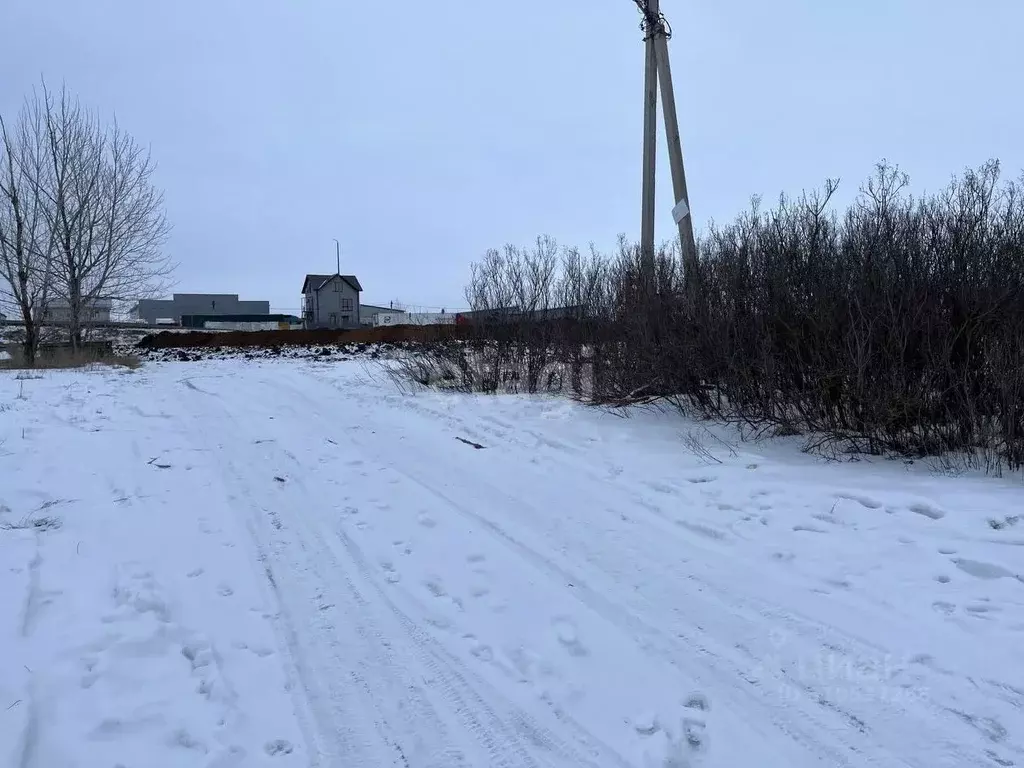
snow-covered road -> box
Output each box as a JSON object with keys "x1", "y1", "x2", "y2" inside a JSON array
[{"x1": 2, "y1": 359, "x2": 1023, "y2": 767}]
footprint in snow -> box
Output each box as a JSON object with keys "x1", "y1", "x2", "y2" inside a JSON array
[
  {"x1": 425, "y1": 579, "x2": 447, "y2": 598},
  {"x1": 181, "y1": 642, "x2": 213, "y2": 671},
  {"x1": 391, "y1": 539, "x2": 413, "y2": 555},
  {"x1": 683, "y1": 692, "x2": 711, "y2": 735},
  {"x1": 632, "y1": 712, "x2": 660, "y2": 735},
  {"x1": 640, "y1": 693, "x2": 711, "y2": 768},
  {"x1": 824, "y1": 577, "x2": 851, "y2": 589},
  {"x1": 232, "y1": 640, "x2": 274, "y2": 658},
  {"x1": 264, "y1": 739, "x2": 294, "y2": 756},
  {"x1": 471, "y1": 644, "x2": 495, "y2": 662},
  {"x1": 952, "y1": 558, "x2": 1016, "y2": 580},
  {"x1": 792, "y1": 523, "x2": 828, "y2": 534},
  {"x1": 553, "y1": 618, "x2": 587, "y2": 657},
  {"x1": 835, "y1": 493, "x2": 882, "y2": 510},
  {"x1": 417, "y1": 513, "x2": 437, "y2": 528},
  {"x1": 168, "y1": 728, "x2": 207, "y2": 752},
  {"x1": 425, "y1": 614, "x2": 453, "y2": 631},
  {"x1": 966, "y1": 601, "x2": 1001, "y2": 616},
  {"x1": 645, "y1": 480, "x2": 678, "y2": 495},
  {"x1": 910, "y1": 503, "x2": 945, "y2": 520}
]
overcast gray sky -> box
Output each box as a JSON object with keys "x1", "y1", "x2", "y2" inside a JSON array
[{"x1": 3, "y1": 0, "x2": 1022, "y2": 313}]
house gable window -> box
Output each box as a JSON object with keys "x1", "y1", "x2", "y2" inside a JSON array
[{"x1": 341, "y1": 297, "x2": 353, "y2": 311}]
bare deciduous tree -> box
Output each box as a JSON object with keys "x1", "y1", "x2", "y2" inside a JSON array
[
  {"x1": 33, "y1": 83, "x2": 172, "y2": 348},
  {"x1": 0, "y1": 99, "x2": 53, "y2": 364},
  {"x1": 0, "y1": 82, "x2": 173, "y2": 359}
]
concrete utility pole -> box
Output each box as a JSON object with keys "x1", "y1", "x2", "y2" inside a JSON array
[
  {"x1": 640, "y1": 0, "x2": 659, "y2": 269},
  {"x1": 635, "y1": 0, "x2": 698, "y2": 287},
  {"x1": 333, "y1": 238, "x2": 341, "y2": 274}
]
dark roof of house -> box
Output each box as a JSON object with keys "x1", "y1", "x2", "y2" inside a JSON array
[{"x1": 301, "y1": 274, "x2": 362, "y2": 293}]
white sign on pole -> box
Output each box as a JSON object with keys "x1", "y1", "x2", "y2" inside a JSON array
[{"x1": 672, "y1": 199, "x2": 690, "y2": 223}]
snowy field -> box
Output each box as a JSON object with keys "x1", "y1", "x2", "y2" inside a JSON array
[{"x1": 1, "y1": 359, "x2": 1023, "y2": 768}]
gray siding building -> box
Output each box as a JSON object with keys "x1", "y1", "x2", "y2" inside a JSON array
[
  {"x1": 301, "y1": 274, "x2": 362, "y2": 329},
  {"x1": 129, "y1": 293, "x2": 270, "y2": 324}
]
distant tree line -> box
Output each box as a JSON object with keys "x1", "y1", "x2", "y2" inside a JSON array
[
  {"x1": 397, "y1": 161, "x2": 1024, "y2": 474},
  {"x1": 0, "y1": 81, "x2": 172, "y2": 364}
]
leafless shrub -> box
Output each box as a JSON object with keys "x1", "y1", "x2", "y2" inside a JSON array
[
  {"x1": 397, "y1": 160, "x2": 1024, "y2": 475},
  {"x1": 384, "y1": 348, "x2": 470, "y2": 392},
  {"x1": 682, "y1": 430, "x2": 723, "y2": 465}
]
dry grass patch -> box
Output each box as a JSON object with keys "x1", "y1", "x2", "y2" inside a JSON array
[{"x1": 1, "y1": 344, "x2": 141, "y2": 371}]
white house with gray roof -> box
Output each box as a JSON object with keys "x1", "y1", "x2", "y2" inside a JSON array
[{"x1": 301, "y1": 274, "x2": 363, "y2": 329}]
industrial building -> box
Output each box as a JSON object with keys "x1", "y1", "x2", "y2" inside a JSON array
[
  {"x1": 180, "y1": 314, "x2": 302, "y2": 331},
  {"x1": 359, "y1": 304, "x2": 405, "y2": 327},
  {"x1": 129, "y1": 294, "x2": 270, "y2": 324},
  {"x1": 375, "y1": 311, "x2": 454, "y2": 327}
]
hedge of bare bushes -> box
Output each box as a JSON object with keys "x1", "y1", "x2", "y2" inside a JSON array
[{"x1": 395, "y1": 161, "x2": 1024, "y2": 473}]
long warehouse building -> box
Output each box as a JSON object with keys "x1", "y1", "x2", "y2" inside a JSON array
[{"x1": 129, "y1": 293, "x2": 270, "y2": 324}]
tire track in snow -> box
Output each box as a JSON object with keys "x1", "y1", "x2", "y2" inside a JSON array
[
  {"x1": 181, "y1": 364, "x2": 1013, "y2": 767},
  {"x1": 297, "y1": 372, "x2": 869, "y2": 766},
  {"x1": 179, "y1": 371, "x2": 385, "y2": 766},
  {"x1": 355, "y1": 439, "x2": 871, "y2": 767},
  {"x1": 337, "y1": 374, "x2": 999, "y2": 768},
  {"x1": 180, "y1": 369, "x2": 611, "y2": 768},
  {"x1": 382, "y1": 378, "x2": 1024, "y2": 764},
  {"x1": 325, "y1": 519, "x2": 628, "y2": 768},
  {"x1": 253, "y1": 371, "x2": 643, "y2": 766},
  {"x1": 277, "y1": 491, "x2": 536, "y2": 768}
]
